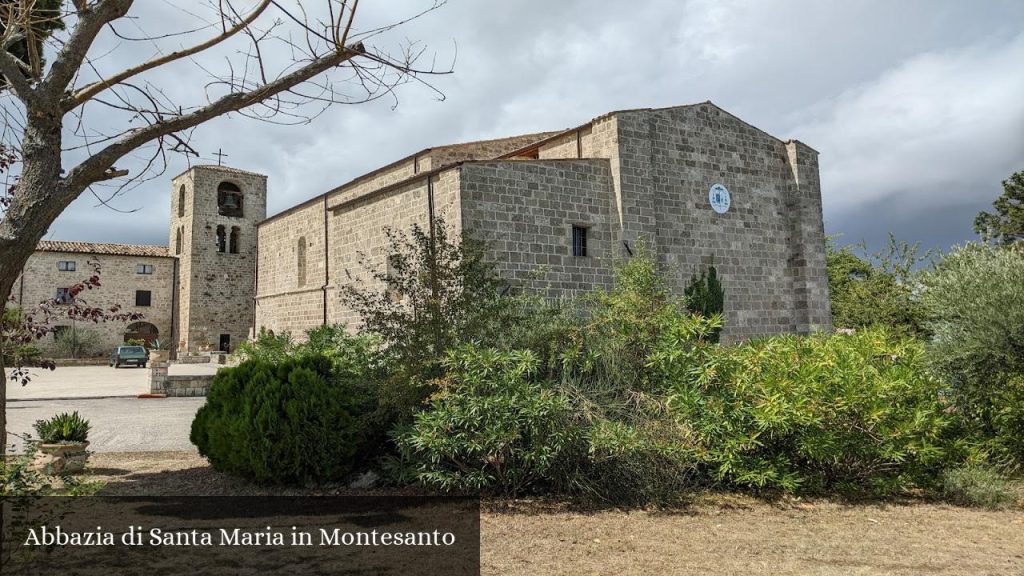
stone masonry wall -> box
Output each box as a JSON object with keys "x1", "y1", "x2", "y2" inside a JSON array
[
  {"x1": 254, "y1": 198, "x2": 327, "y2": 336},
  {"x1": 149, "y1": 367, "x2": 213, "y2": 397},
  {"x1": 325, "y1": 169, "x2": 462, "y2": 329},
  {"x1": 459, "y1": 159, "x2": 616, "y2": 296},
  {"x1": 171, "y1": 166, "x2": 266, "y2": 353},
  {"x1": 613, "y1": 104, "x2": 831, "y2": 341},
  {"x1": 13, "y1": 251, "x2": 174, "y2": 356}
]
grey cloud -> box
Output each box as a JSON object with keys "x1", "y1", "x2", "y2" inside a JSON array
[{"x1": 41, "y1": 0, "x2": 1024, "y2": 252}]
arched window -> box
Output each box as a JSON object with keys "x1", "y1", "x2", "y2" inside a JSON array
[
  {"x1": 217, "y1": 182, "x2": 243, "y2": 217},
  {"x1": 229, "y1": 226, "x2": 240, "y2": 254},
  {"x1": 296, "y1": 236, "x2": 307, "y2": 287},
  {"x1": 177, "y1": 185, "x2": 186, "y2": 217},
  {"x1": 216, "y1": 225, "x2": 226, "y2": 253},
  {"x1": 175, "y1": 227, "x2": 182, "y2": 255}
]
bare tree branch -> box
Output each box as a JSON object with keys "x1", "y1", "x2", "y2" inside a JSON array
[
  {"x1": 42, "y1": 0, "x2": 134, "y2": 99},
  {"x1": 69, "y1": 0, "x2": 273, "y2": 109},
  {"x1": 64, "y1": 40, "x2": 366, "y2": 191},
  {"x1": 0, "y1": 47, "x2": 33, "y2": 103}
]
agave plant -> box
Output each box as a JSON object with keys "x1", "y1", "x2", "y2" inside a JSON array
[{"x1": 33, "y1": 411, "x2": 91, "y2": 444}]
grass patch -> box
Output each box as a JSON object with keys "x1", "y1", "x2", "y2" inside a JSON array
[{"x1": 941, "y1": 466, "x2": 1018, "y2": 509}]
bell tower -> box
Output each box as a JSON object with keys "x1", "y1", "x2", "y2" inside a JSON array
[{"x1": 169, "y1": 165, "x2": 267, "y2": 354}]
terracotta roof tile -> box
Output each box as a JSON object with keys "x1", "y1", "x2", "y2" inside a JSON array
[{"x1": 36, "y1": 240, "x2": 172, "y2": 258}]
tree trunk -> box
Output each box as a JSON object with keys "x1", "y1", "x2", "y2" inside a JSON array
[
  {"x1": 1, "y1": 335, "x2": 6, "y2": 458},
  {"x1": 1, "y1": 264, "x2": 17, "y2": 456},
  {"x1": 0, "y1": 106, "x2": 69, "y2": 458}
]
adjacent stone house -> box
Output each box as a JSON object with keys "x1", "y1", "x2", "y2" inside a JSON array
[{"x1": 12, "y1": 242, "x2": 175, "y2": 355}]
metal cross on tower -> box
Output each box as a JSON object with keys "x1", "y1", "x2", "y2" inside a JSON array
[{"x1": 213, "y1": 149, "x2": 228, "y2": 166}]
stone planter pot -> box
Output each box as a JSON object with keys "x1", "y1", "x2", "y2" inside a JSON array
[
  {"x1": 33, "y1": 442, "x2": 90, "y2": 475},
  {"x1": 150, "y1": 350, "x2": 170, "y2": 363}
]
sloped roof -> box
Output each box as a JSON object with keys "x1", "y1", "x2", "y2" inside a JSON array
[
  {"x1": 171, "y1": 164, "x2": 269, "y2": 181},
  {"x1": 259, "y1": 130, "x2": 562, "y2": 226},
  {"x1": 36, "y1": 240, "x2": 172, "y2": 258}
]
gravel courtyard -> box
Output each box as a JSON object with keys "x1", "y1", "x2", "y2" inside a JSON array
[
  {"x1": 7, "y1": 364, "x2": 218, "y2": 400},
  {"x1": 6, "y1": 364, "x2": 212, "y2": 452}
]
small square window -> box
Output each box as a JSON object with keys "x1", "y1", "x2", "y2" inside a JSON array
[
  {"x1": 136, "y1": 264, "x2": 155, "y2": 275},
  {"x1": 135, "y1": 290, "x2": 152, "y2": 307},
  {"x1": 57, "y1": 260, "x2": 76, "y2": 272},
  {"x1": 55, "y1": 287, "x2": 73, "y2": 305},
  {"x1": 572, "y1": 225, "x2": 588, "y2": 257}
]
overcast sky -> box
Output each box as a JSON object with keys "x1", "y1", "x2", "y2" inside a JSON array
[{"x1": 41, "y1": 0, "x2": 1024, "y2": 255}]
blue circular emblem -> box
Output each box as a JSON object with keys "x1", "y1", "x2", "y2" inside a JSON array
[{"x1": 709, "y1": 183, "x2": 731, "y2": 214}]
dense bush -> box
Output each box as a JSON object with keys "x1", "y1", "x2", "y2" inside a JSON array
[
  {"x1": 191, "y1": 355, "x2": 373, "y2": 484},
  {"x1": 233, "y1": 327, "x2": 295, "y2": 363},
  {"x1": 826, "y1": 236, "x2": 930, "y2": 337},
  {"x1": 396, "y1": 252, "x2": 716, "y2": 503},
  {"x1": 918, "y1": 243, "x2": 1024, "y2": 468},
  {"x1": 659, "y1": 328, "x2": 951, "y2": 495},
  {"x1": 340, "y1": 221, "x2": 519, "y2": 421},
  {"x1": 684, "y1": 264, "x2": 724, "y2": 343},
  {"x1": 202, "y1": 220, "x2": 1024, "y2": 504},
  {"x1": 395, "y1": 347, "x2": 577, "y2": 494},
  {"x1": 53, "y1": 326, "x2": 101, "y2": 358}
]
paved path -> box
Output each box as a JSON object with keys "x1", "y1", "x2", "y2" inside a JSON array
[
  {"x1": 6, "y1": 396, "x2": 205, "y2": 453},
  {"x1": 7, "y1": 364, "x2": 220, "y2": 400}
]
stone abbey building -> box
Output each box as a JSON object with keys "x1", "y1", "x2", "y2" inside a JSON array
[{"x1": 14, "y1": 102, "x2": 831, "y2": 355}]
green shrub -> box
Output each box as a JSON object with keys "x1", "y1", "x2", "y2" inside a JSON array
[
  {"x1": 33, "y1": 411, "x2": 91, "y2": 444},
  {"x1": 53, "y1": 326, "x2": 101, "y2": 358},
  {"x1": 562, "y1": 403, "x2": 699, "y2": 505},
  {"x1": 684, "y1": 264, "x2": 724, "y2": 342},
  {"x1": 340, "y1": 221, "x2": 511, "y2": 368},
  {"x1": 233, "y1": 327, "x2": 295, "y2": 363},
  {"x1": 190, "y1": 355, "x2": 373, "y2": 484},
  {"x1": 571, "y1": 245, "x2": 721, "y2": 392},
  {"x1": 395, "y1": 347, "x2": 578, "y2": 495},
  {"x1": 659, "y1": 328, "x2": 951, "y2": 495},
  {"x1": 918, "y1": 243, "x2": 1024, "y2": 469},
  {"x1": 826, "y1": 235, "x2": 931, "y2": 337},
  {"x1": 942, "y1": 466, "x2": 1018, "y2": 509},
  {"x1": 1, "y1": 451, "x2": 103, "y2": 497},
  {"x1": 393, "y1": 250, "x2": 720, "y2": 502}
]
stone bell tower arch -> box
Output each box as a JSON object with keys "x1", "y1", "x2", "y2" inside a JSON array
[{"x1": 169, "y1": 165, "x2": 267, "y2": 354}]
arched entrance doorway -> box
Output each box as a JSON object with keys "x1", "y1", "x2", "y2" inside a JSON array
[{"x1": 124, "y1": 321, "x2": 159, "y2": 347}]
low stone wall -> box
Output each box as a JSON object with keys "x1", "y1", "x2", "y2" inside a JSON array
[
  {"x1": 50, "y1": 358, "x2": 110, "y2": 366},
  {"x1": 175, "y1": 353, "x2": 229, "y2": 364},
  {"x1": 149, "y1": 364, "x2": 214, "y2": 397}
]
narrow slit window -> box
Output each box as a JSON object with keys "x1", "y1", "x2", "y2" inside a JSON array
[
  {"x1": 572, "y1": 225, "x2": 588, "y2": 257},
  {"x1": 216, "y1": 225, "x2": 226, "y2": 253},
  {"x1": 229, "y1": 226, "x2": 240, "y2": 254},
  {"x1": 296, "y1": 237, "x2": 307, "y2": 287}
]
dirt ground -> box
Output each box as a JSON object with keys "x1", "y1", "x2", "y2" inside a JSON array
[{"x1": 84, "y1": 452, "x2": 1024, "y2": 576}]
